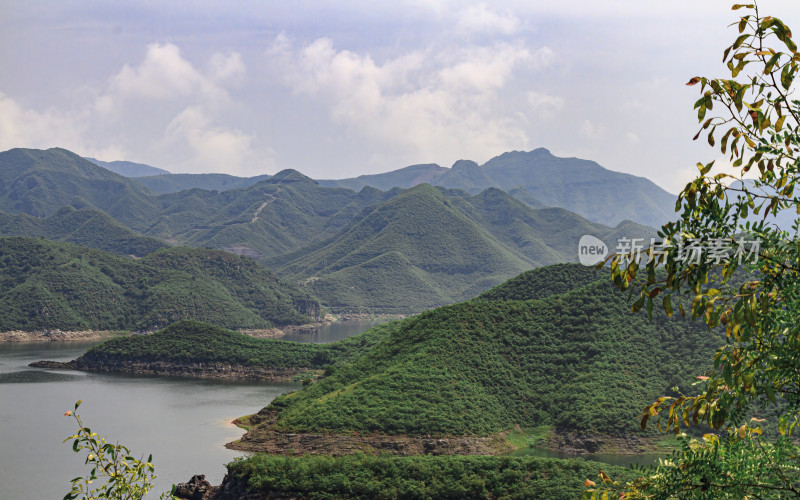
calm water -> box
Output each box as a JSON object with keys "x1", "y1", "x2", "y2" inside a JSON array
[
  {"x1": 511, "y1": 446, "x2": 662, "y2": 468},
  {"x1": 0, "y1": 320, "x2": 379, "y2": 500}
]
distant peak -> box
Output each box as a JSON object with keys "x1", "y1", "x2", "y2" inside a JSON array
[
  {"x1": 269, "y1": 169, "x2": 317, "y2": 184},
  {"x1": 450, "y1": 159, "x2": 480, "y2": 170},
  {"x1": 530, "y1": 147, "x2": 552, "y2": 155}
]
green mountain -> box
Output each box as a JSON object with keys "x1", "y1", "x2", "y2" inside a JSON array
[
  {"x1": 0, "y1": 207, "x2": 167, "y2": 256},
  {"x1": 0, "y1": 148, "x2": 161, "y2": 221},
  {"x1": 0, "y1": 237, "x2": 319, "y2": 332},
  {"x1": 318, "y1": 163, "x2": 447, "y2": 191},
  {"x1": 320, "y1": 149, "x2": 676, "y2": 227},
  {"x1": 276, "y1": 185, "x2": 655, "y2": 312},
  {"x1": 80, "y1": 264, "x2": 721, "y2": 441},
  {"x1": 134, "y1": 173, "x2": 271, "y2": 194},
  {"x1": 478, "y1": 149, "x2": 676, "y2": 228},
  {"x1": 263, "y1": 263, "x2": 722, "y2": 439},
  {"x1": 85, "y1": 157, "x2": 170, "y2": 177}
]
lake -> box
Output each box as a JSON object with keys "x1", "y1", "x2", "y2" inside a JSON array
[{"x1": 0, "y1": 319, "x2": 383, "y2": 499}]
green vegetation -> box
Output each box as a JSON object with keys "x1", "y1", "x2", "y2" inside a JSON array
[
  {"x1": 92, "y1": 265, "x2": 720, "y2": 440},
  {"x1": 225, "y1": 453, "x2": 638, "y2": 500},
  {"x1": 586, "y1": 4, "x2": 800, "y2": 498},
  {"x1": 85, "y1": 157, "x2": 170, "y2": 177},
  {"x1": 0, "y1": 147, "x2": 161, "y2": 222},
  {"x1": 322, "y1": 149, "x2": 676, "y2": 227},
  {"x1": 0, "y1": 238, "x2": 318, "y2": 331},
  {"x1": 133, "y1": 173, "x2": 270, "y2": 194},
  {"x1": 0, "y1": 147, "x2": 662, "y2": 312},
  {"x1": 83, "y1": 319, "x2": 396, "y2": 368},
  {"x1": 0, "y1": 207, "x2": 166, "y2": 256},
  {"x1": 278, "y1": 185, "x2": 654, "y2": 313},
  {"x1": 267, "y1": 265, "x2": 721, "y2": 437}
]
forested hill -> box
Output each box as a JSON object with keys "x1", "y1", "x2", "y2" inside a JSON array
[
  {"x1": 0, "y1": 237, "x2": 319, "y2": 332},
  {"x1": 0, "y1": 207, "x2": 167, "y2": 257},
  {"x1": 321, "y1": 148, "x2": 676, "y2": 227},
  {"x1": 79, "y1": 264, "x2": 723, "y2": 440},
  {"x1": 275, "y1": 185, "x2": 654, "y2": 312},
  {"x1": 264, "y1": 263, "x2": 721, "y2": 438}
]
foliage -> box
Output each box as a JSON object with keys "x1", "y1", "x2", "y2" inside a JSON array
[
  {"x1": 134, "y1": 173, "x2": 270, "y2": 194},
  {"x1": 0, "y1": 238, "x2": 318, "y2": 331},
  {"x1": 83, "y1": 319, "x2": 393, "y2": 368},
  {"x1": 232, "y1": 264, "x2": 722, "y2": 438},
  {"x1": 279, "y1": 184, "x2": 653, "y2": 313},
  {"x1": 585, "y1": 3, "x2": 800, "y2": 497},
  {"x1": 0, "y1": 207, "x2": 166, "y2": 257},
  {"x1": 62, "y1": 401, "x2": 173, "y2": 500},
  {"x1": 226, "y1": 453, "x2": 638, "y2": 500}
]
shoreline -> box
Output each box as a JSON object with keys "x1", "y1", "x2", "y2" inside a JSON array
[
  {"x1": 0, "y1": 329, "x2": 121, "y2": 343},
  {"x1": 29, "y1": 358, "x2": 319, "y2": 382},
  {"x1": 1, "y1": 314, "x2": 402, "y2": 343},
  {"x1": 224, "y1": 408, "x2": 668, "y2": 457}
]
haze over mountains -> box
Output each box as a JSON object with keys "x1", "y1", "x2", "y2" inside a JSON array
[
  {"x1": 0, "y1": 146, "x2": 663, "y2": 314},
  {"x1": 81, "y1": 147, "x2": 676, "y2": 227}
]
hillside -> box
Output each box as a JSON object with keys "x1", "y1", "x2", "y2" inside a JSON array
[
  {"x1": 85, "y1": 157, "x2": 170, "y2": 177},
  {"x1": 0, "y1": 207, "x2": 167, "y2": 256},
  {"x1": 134, "y1": 173, "x2": 270, "y2": 194},
  {"x1": 318, "y1": 163, "x2": 447, "y2": 191},
  {"x1": 0, "y1": 148, "x2": 160, "y2": 220},
  {"x1": 277, "y1": 185, "x2": 655, "y2": 312},
  {"x1": 262, "y1": 265, "x2": 720, "y2": 440},
  {"x1": 318, "y1": 149, "x2": 676, "y2": 227},
  {"x1": 0, "y1": 238, "x2": 319, "y2": 331},
  {"x1": 69, "y1": 264, "x2": 722, "y2": 449}
]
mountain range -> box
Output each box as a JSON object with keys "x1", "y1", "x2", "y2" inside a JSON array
[
  {"x1": 86, "y1": 148, "x2": 676, "y2": 227},
  {"x1": 0, "y1": 146, "x2": 662, "y2": 313}
]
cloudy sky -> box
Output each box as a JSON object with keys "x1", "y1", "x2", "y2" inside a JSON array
[{"x1": 2, "y1": 1, "x2": 799, "y2": 192}]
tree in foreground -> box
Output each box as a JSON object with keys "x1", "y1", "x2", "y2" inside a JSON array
[
  {"x1": 63, "y1": 400, "x2": 174, "y2": 500},
  {"x1": 584, "y1": 2, "x2": 800, "y2": 498}
]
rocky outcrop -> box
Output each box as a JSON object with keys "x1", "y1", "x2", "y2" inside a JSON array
[
  {"x1": 0, "y1": 329, "x2": 116, "y2": 342},
  {"x1": 173, "y1": 473, "x2": 265, "y2": 500},
  {"x1": 227, "y1": 408, "x2": 512, "y2": 456},
  {"x1": 28, "y1": 357, "x2": 315, "y2": 382},
  {"x1": 542, "y1": 426, "x2": 660, "y2": 455}
]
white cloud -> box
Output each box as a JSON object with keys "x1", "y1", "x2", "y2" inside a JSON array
[
  {"x1": 0, "y1": 43, "x2": 268, "y2": 175},
  {"x1": 579, "y1": 119, "x2": 603, "y2": 140},
  {"x1": 527, "y1": 90, "x2": 564, "y2": 114},
  {"x1": 268, "y1": 36, "x2": 550, "y2": 167},
  {"x1": 164, "y1": 105, "x2": 269, "y2": 175},
  {"x1": 457, "y1": 4, "x2": 521, "y2": 35},
  {"x1": 110, "y1": 43, "x2": 227, "y2": 102}
]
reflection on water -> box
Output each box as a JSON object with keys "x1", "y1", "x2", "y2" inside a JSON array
[
  {"x1": 0, "y1": 319, "x2": 385, "y2": 499},
  {"x1": 0, "y1": 370, "x2": 81, "y2": 383}
]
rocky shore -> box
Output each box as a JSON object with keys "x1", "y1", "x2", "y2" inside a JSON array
[
  {"x1": 226, "y1": 408, "x2": 513, "y2": 456},
  {"x1": 29, "y1": 358, "x2": 316, "y2": 382},
  {"x1": 0, "y1": 329, "x2": 118, "y2": 342}
]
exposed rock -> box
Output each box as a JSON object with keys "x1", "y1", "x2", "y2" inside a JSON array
[
  {"x1": 28, "y1": 358, "x2": 317, "y2": 382},
  {"x1": 542, "y1": 426, "x2": 659, "y2": 455},
  {"x1": 227, "y1": 408, "x2": 513, "y2": 456},
  {"x1": 0, "y1": 329, "x2": 117, "y2": 342}
]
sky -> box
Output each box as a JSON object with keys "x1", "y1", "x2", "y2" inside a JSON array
[{"x1": 2, "y1": 1, "x2": 800, "y2": 192}]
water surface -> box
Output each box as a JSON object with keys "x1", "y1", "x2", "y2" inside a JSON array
[{"x1": 0, "y1": 319, "x2": 381, "y2": 499}]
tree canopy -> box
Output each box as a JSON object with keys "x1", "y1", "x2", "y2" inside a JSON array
[{"x1": 584, "y1": 2, "x2": 800, "y2": 498}]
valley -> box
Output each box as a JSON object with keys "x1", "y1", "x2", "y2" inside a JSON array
[{"x1": 0, "y1": 145, "x2": 713, "y2": 499}]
